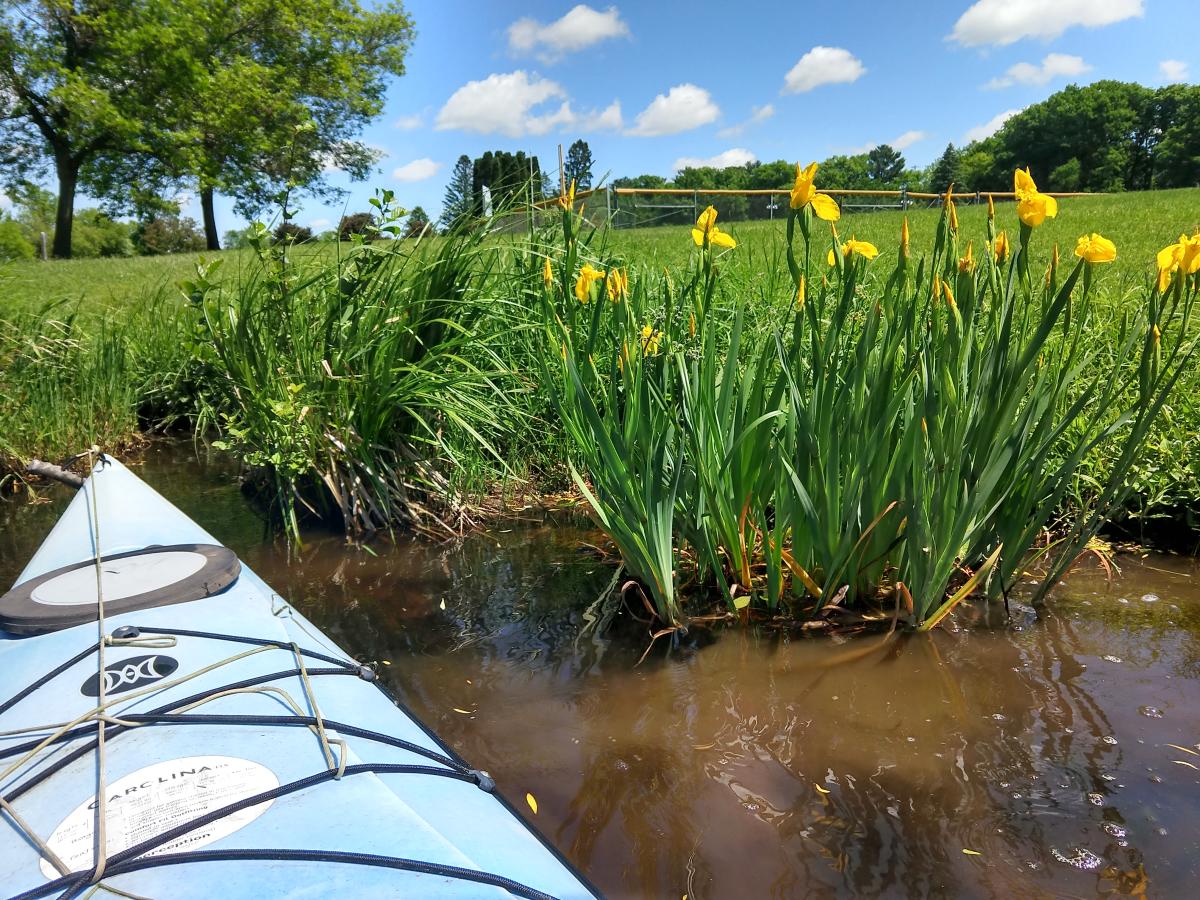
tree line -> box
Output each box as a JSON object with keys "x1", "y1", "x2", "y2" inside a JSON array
[{"x1": 1, "y1": 1, "x2": 413, "y2": 258}]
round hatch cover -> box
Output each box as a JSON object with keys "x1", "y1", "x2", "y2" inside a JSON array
[{"x1": 0, "y1": 544, "x2": 239, "y2": 635}]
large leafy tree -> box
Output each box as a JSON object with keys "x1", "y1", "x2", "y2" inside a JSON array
[{"x1": 0, "y1": 1, "x2": 413, "y2": 256}]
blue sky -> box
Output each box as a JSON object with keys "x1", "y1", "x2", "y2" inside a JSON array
[{"x1": 174, "y1": 0, "x2": 1198, "y2": 233}]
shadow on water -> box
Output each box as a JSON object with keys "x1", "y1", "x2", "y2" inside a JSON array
[{"x1": 2, "y1": 443, "x2": 1199, "y2": 898}]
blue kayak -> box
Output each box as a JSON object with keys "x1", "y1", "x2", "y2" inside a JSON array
[{"x1": 0, "y1": 457, "x2": 597, "y2": 899}]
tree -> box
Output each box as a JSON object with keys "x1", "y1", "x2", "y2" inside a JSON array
[
  {"x1": 819, "y1": 154, "x2": 872, "y2": 190},
  {"x1": 0, "y1": 3, "x2": 198, "y2": 256},
  {"x1": 405, "y1": 206, "x2": 431, "y2": 238},
  {"x1": 136, "y1": 215, "x2": 206, "y2": 255},
  {"x1": 0, "y1": 2, "x2": 414, "y2": 256},
  {"x1": 471, "y1": 151, "x2": 542, "y2": 214},
  {"x1": 273, "y1": 222, "x2": 314, "y2": 244},
  {"x1": 926, "y1": 144, "x2": 962, "y2": 194},
  {"x1": 338, "y1": 212, "x2": 375, "y2": 241},
  {"x1": 564, "y1": 139, "x2": 594, "y2": 190},
  {"x1": 866, "y1": 145, "x2": 905, "y2": 184},
  {"x1": 440, "y1": 155, "x2": 473, "y2": 230}
]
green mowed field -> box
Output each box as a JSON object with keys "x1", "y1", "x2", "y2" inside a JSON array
[
  {"x1": 605, "y1": 188, "x2": 1200, "y2": 289},
  {"x1": 3, "y1": 188, "x2": 1197, "y2": 315}
]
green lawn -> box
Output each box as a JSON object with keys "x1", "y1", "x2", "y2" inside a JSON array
[{"x1": 4, "y1": 189, "x2": 1197, "y2": 315}]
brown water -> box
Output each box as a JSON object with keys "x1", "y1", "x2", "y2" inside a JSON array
[{"x1": 3, "y1": 445, "x2": 1199, "y2": 898}]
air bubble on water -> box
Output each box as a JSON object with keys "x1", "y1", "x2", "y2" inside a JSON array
[
  {"x1": 991, "y1": 713, "x2": 1007, "y2": 721},
  {"x1": 1138, "y1": 706, "x2": 1164, "y2": 718},
  {"x1": 1011, "y1": 791, "x2": 1023, "y2": 799},
  {"x1": 1065, "y1": 728, "x2": 1074, "y2": 734},
  {"x1": 1156, "y1": 827, "x2": 1168, "y2": 837},
  {"x1": 1051, "y1": 847, "x2": 1104, "y2": 870},
  {"x1": 1148, "y1": 774, "x2": 1163, "y2": 784},
  {"x1": 1088, "y1": 792, "x2": 1104, "y2": 806},
  {"x1": 1102, "y1": 774, "x2": 1116, "y2": 782},
  {"x1": 999, "y1": 781, "x2": 1010, "y2": 789},
  {"x1": 1141, "y1": 593, "x2": 1159, "y2": 603},
  {"x1": 1102, "y1": 655, "x2": 1123, "y2": 663},
  {"x1": 1118, "y1": 839, "x2": 1129, "y2": 847},
  {"x1": 1103, "y1": 823, "x2": 1127, "y2": 838},
  {"x1": 1117, "y1": 597, "x2": 1130, "y2": 604},
  {"x1": 906, "y1": 736, "x2": 916, "y2": 743},
  {"x1": 1102, "y1": 735, "x2": 1118, "y2": 745}
]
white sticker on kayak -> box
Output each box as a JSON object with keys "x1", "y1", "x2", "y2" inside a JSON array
[{"x1": 40, "y1": 755, "x2": 278, "y2": 879}]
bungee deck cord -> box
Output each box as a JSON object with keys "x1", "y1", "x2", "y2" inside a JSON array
[{"x1": 0, "y1": 456, "x2": 562, "y2": 900}]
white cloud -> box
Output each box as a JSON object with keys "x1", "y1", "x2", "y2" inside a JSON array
[
  {"x1": 673, "y1": 148, "x2": 757, "y2": 172},
  {"x1": 985, "y1": 53, "x2": 1091, "y2": 89},
  {"x1": 436, "y1": 71, "x2": 566, "y2": 137},
  {"x1": 580, "y1": 100, "x2": 623, "y2": 131},
  {"x1": 1160, "y1": 59, "x2": 1189, "y2": 84},
  {"x1": 964, "y1": 108, "x2": 1023, "y2": 143},
  {"x1": 783, "y1": 47, "x2": 866, "y2": 94},
  {"x1": 717, "y1": 104, "x2": 774, "y2": 138},
  {"x1": 436, "y1": 71, "x2": 618, "y2": 137},
  {"x1": 891, "y1": 130, "x2": 928, "y2": 151},
  {"x1": 508, "y1": 4, "x2": 629, "y2": 63},
  {"x1": 392, "y1": 158, "x2": 441, "y2": 182},
  {"x1": 309, "y1": 218, "x2": 330, "y2": 230},
  {"x1": 394, "y1": 113, "x2": 423, "y2": 130},
  {"x1": 628, "y1": 84, "x2": 720, "y2": 137},
  {"x1": 0, "y1": 192, "x2": 11, "y2": 211},
  {"x1": 949, "y1": 0, "x2": 1143, "y2": 47}
]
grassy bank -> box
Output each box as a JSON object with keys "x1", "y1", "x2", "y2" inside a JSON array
[{"x1": 1, "y1": 183, "x2": 1198, "y2": 628}]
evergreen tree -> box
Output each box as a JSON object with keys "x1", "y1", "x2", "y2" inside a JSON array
[
  {"x1": 926, "y1": 143, "x2": 962, "y2": 193},
  {"x1": 564, "y1": 139, "x2": 594, "y2": 190},
  {"x1": 440, "y1": 155, "x2": 473, "y2": 229},
  {"x1": 866, "y1": 144, "x2": 905, "y2": 184}
]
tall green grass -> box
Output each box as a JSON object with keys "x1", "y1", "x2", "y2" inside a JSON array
[
  {"x1": 187, "y1": 197, "x2": 509, "y2": 537},
  {"x1": 540, "y1": 191, "x2": 1197, "y2": 628}
]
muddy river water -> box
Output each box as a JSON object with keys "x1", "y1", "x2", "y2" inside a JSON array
[{"x1": 2, "y1": 444, "x2": 1198, "y2": 898}]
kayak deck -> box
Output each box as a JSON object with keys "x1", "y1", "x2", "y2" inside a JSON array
[{"x1": 0, "y1": 458, "x2": 596, "y2": 899}]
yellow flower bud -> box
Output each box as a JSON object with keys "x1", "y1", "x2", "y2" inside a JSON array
[
  {"x1": 796, "y1": 275, "x2": 806, "y2": 308},
  {"x1": 900, "y1": 217, "x2": 910, "y2": 258},
  {"x1": 542, "y1": 256, "x2": 553, "y2": 288}
]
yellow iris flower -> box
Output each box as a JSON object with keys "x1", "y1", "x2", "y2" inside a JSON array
[
  {"x1": 640, "y1": 324, "x2": 662, "y2": 356},
  {"x1": 574, "y1": 263, "x2": 604, "y2": 303},
  {"x1": 958, "y1": 242, "x2": 974, "y2": 273},
  {"x1": 790, "y1": 162, "x2": 841, "y2": 221},
  {"x1": 691, "y1": 206, "x2": 736, "y2": 248},
  {"x1": 993, "y1": 231, "x2": 1010, "y2": 263},
  {"x1": 1074, "y1": 233, "x2": 1117, "y2": 264},
  {"x1": 605, "y1": 268, "x2": 629, "y2": 302},
  {"x1": 558, "y1": 179, "x2": 576, "y2": 211},
  {"x1": 827, "y1": 237, "x2": 880, "y2": 265},
  {"x1": 1013, "y1": 167, "x2": 1058, "y2": 227},
  {"x1": 1155, "y1": 233, "x2": 1200, "y2": 291}
]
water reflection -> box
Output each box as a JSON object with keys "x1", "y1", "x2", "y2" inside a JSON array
[{"x1": 3, "y1": 446, "x2": 1198, "y2": 898}]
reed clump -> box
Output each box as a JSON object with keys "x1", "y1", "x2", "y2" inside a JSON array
[{"x1": 539, "y1": 169, "x2": 1197, "y2": 629}]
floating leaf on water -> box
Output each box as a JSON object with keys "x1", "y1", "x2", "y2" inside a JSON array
[
  {"x1": 1102, "y1": 736, "x2": 1118, "y2": 745},
  {"x1": 733, "y1": 595, "x2": 750, "y2": 610},
  {"x1": 1172, "y1": 760, "x2": 1198, "y2": 770},
  {"x1": 526, "y1": 792, "x2": 538, "y2": 814},
  {"x1": 452, "y1": 707, "x2": 472, "y2": 715},
  {"x1": 1102, "y1": 655, "x2": 1122, "y2": 663},
  {"x1": 381, "y1": 660, "x2": 391, "y2": 666},
  {"x1": 814, "y1": 784, "x2": 830, "y2": 794},
  {"x1": 1166, "y1": 743, "x2": 1199, "y2": 757},
  {"x1": 439, "y1": 598, "x2": 446, "y2": 610},
  {"x1": 1138, "y1": 706, "x2": 1164, "y2": 718},
  {"x1": 962, "y1": 849, "x2": 982, "y2": 856}
]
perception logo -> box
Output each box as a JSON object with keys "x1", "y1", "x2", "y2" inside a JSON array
[{"x1": 80, "y1": 654, "x2": 180, "y2": 697}]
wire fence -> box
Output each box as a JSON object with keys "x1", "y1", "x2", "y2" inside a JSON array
[{"x1": 501, "y1": 184, "x2": 1096, "y2": 232}]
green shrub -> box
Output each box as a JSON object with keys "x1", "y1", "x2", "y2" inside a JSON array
[{"x1": 0, "y1": 220, "x2": 35, "y2": 260}]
